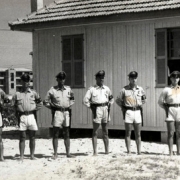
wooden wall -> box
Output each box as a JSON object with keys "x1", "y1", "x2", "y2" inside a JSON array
[{"x1": 33, "y1": 16, "x2": 180, "y2": 131}]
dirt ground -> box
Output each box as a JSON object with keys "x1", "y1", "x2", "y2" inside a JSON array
[{"x1": 1, "y1": 127, "x2": 180, "y2": 180}]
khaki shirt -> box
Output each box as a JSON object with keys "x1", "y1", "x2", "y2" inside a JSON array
[
  {"x1": 158, "y1": 85, "x2": 180, "y2": 109},
  {"x1": 0, "y1": 89, "x2": 6, "y2": 105},
  {"x1": 12, "y1": 88, "x2": 43, "y2": 112},
  {"x1": 83, "y1": 85, "x2": 114, "y2": 108},
  {"x1": 43, "y1": 85, "x2": 75, "y2": 109},
  {"x1": 116, "y1": 85, "x2": 146, "y2": 108}
]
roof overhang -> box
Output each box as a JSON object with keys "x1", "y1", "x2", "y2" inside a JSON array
[{"x1": 9, "y1": 8, "x2": 180, "y2": 32}]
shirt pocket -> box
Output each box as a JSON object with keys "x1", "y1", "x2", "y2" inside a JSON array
[
  {"x1": 136, "y1": 94, "x2": 142, "y2": 101},
  {"x1": 104, "y1": 92, "x2": 109, "y2": 99},
  {"x1": 92, "y1": 92, "x2": 98, "y2": 101},
  {"x1": 167, "y1": 94, "x2": 174, "y2": 103},
  {"x1": 124, "y1": 92, "x2": 132, "y2": 102},
  {"x1": 53, "y1": 95, "x2": 61, "y2": 103},
  {"x1": 29, "y1": 97, "x2": 35, "y2": 104},
  {"x1": 125, "y1": 91, "x2": 131, "y2": 96}
]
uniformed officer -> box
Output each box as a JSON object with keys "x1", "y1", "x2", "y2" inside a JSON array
[
  {"x1": 0, "y1": 89, "x2": 9, "y2": 161},
  {"x1": 43, "y1": 71, "x2": 75, "y2": 160},
  {"x1": 12, "y1": 73, "x2": 43, "y2": 161},
  {"x1": 158, "y1": 71, "x2": 180, "y2": 156},
  {"x1": 116, "y1": 71, "x2": 146, "y2": 155},
  {"x1": 83, "y1": 70, "x2": 114, "y2": 156}
]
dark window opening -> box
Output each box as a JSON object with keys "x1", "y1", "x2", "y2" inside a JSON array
[
  {"x1": 11, "y1": 73, "x2": 14, "y2": 81},
  {"x1": 62, "y1": 34, "x2": 84, "y2": 88},
  {"x1": 11, "y1": 83, "x2": 14, "y2": 89},
  {"x1": 156, "y1": 28, "x2": 180, "y2": 87}
]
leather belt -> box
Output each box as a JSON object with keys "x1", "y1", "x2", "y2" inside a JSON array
[
  {"x1": 167, "y1": 104, "x2": 180, "y2": 107},
  {"x1": 91, "y1": 103, "x2": 108, "y2": 107},
  {"x1": 19, "y1": 111, "x2": 35, "y2": 116},
  {"x1": 53, "y1": 107, "x2": 70, "y2": 112},
  {"x1": 125, "y1": 106, "x2": 141, "y2": 111}
]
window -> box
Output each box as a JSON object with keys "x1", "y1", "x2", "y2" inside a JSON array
[
  {"x1": 0, "y1": 80, "x2": 4, "y2": 85},
  {"x1": 156, "y1": 29, "x2": 180, "y2": 87},
  {"x1": 16, "y1": 72, "x2": 23, "y2": 77},
  {"x1": 11, "y1": 83, "x2": 14, "y2": 89},
  {"x1": 62, "y1": 34, "x2": 84, "y2": 88},
  {"x1": 11, "y1": 73, "x2": 14, "y2": 81}
]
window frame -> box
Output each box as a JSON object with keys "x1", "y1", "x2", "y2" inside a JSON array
[
  {"x1": 155, "y1": 28, "x2": 180, "y2": 87},
  {"x1": 61, "y1": 34, "x2": 85, "y2": 88}
]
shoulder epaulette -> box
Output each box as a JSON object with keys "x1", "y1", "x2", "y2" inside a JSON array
[
  {"x1": 88, "y1": 86, "x2": 94, "y2": 90},
  {"x1": 31, "y1": 88, "x2": 36, "y2": 92},
  {"x1": 64, "y1": 85, "x2": 71, "y2": 89},
  {"x1": 124, "y1": 85, "x2": 129, "y2": 89}
]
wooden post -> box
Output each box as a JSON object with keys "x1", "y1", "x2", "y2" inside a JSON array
[{"x1": 161, "y1": 131, "x2": 167, "y2": 143}]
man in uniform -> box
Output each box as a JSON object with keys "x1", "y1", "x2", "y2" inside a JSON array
[
  {"x1": 83, "y1": 70, "x2": 114, "y2": 156},
  {"x1": 12, "y1": 73, "x2": 43, "y2": 161},
  {"x1": 158, "y1": 71, "x2": 180, "y2": 156},
  {"x1": 0, "y1": 89, "x2": 9, "y2": 161},
  {"x1": 43, "y1": 71, "x2": 75, "y2": 160},
  {"x1": 116, "y1": 71, "x2": 146, "y2": 155}
]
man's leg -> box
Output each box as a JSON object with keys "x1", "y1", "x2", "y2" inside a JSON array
[
  {"x1": 166, "y1": 121, "x2": 175, "y2": 156},
  {"x1": 19, "y1": 131, "x2": 26, "y2": 161},
  {"x1": 0, "y1": 128, "x2": 4, "y2": 161},
  {"x1": 63, "y1": 126, "x2": 74, "y2": 158},
  {"x1": 92, "y1": 122, "x2": 100, "y2": 156},
  {"x1": 175, "y1": 121, "x2": 180, "y2": 155},
  {"x1": 29, "y1": 130, "x2": 36, "y2": 160},
  {"x1": 52, "y1": 127, "x2": 59, "y2": 159},
  {"x1": 133, "y1": 123, "x2": 141, "y2": 155},
  {"x1": 125, "y1": 123, "x2": 132, "y2": 154},
  {"x1": 102, "y1": 123, "x2": 109, "y2": 154}
]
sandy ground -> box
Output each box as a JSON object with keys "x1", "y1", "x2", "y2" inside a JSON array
[{"x1": 1, "y1": 127, "x2": 180, "y2": 180}]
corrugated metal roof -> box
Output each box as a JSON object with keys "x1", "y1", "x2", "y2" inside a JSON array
[{"x1": 9, "y1": 0, "x2": 180, "y2": 26}]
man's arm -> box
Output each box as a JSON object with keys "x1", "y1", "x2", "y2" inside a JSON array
[
  {"x1": 108, "y1": 89, "x2": 114, "y2": 105},
  {"x1": 141, "y1": 88, "x2": 147, "y2": 105},
  {"x1": 158, "y1": 88, "x2": 167, "y2": 110},
  {"x1": 83, "y1": 88, "x2": 92, "y2": 108},
  {"x1": 69, "y1": 89, "x2": 75, "y2": 107},
  {"x1": 115, "y1": 89, "x2": 124, "y2": 108},
  {"x1": 34, "y1": 92, "x2": 43, "y2": 111},
  {"x1": 43, "y1": 90, "x2": 53, "y2": 110}
]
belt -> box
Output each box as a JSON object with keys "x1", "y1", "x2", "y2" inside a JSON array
[
  {"x1": 53, "y1": 107, "x2": 70, "y2": 112},
  {"x1": 19, "y1": 111, "x2": 35, "y2": 116},
  {"x1": 125, "y1": 106, "x2": 141, "y2": 111},
  {"x1": 167, "y1": 104, "x2": 180, "y2": 107},
  {"x1": 91, "y1": 103, "x2": 108, "y2": 107}
]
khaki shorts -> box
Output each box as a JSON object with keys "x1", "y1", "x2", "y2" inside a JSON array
[
  {"x1": 19, "y1": 114, "x2": 38, "y2": 131},
  {"x1": 166, "y1": 107, "x2": 180, "y2": 121},
  {"x1": 53, "y1": 110, "x2": 70, "y2": 127},
  {"x1": 125, "y1": 110, "x2": 142, "y2": 124},
  {"x1": 93, "y1": 106, "x2": 110, "y2": 124}
]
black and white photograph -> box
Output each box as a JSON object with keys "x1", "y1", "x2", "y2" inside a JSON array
[{"x1": 1, "y1": 0, "x2": 180, "y2": 179}]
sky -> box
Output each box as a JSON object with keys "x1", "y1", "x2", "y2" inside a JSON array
[{"x1": 0, "y1": 0, "x2": 53, "y2": 69}]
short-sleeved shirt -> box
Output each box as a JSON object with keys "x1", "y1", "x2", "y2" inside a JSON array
[
  {"x1": 83, "y1": 85, "x2": 114, "y2": 108},
  {"x1": 116, "y1": 85, "x2": 146, "y2": 108},
  {"x1": 44, "y1": 85, "x2": 75, "y2": 109},
  {"x1": 0, "y1": 89, "x2": 7, "y2": 127},
  {"x1": 158, "y1": 85, "x2": 180, "y2": 109},
  {"x1": 12, "y1": 88, "x2": 43, "y2": 112}
]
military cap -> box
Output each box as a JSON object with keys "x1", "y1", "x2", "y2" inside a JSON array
[
  {"x1": 128, "y1": 71, "x2": 138, "y2": 78},
  {"x1": 56, "y1": 71, "x2": 66, "y2": 79},
  {"x1": 21, "y1": 73, "x2": 30, "y2": 82},
  {"x1": 95, "y1": 70, "x2": 105, "y2": 78},
  {"x1": 169, "y1": 71, "x2": 180, "y2": 78}
]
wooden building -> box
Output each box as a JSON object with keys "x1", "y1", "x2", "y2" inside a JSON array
[{"x1": 9, "y1": 0, "x2": 180, "y2": 138}]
